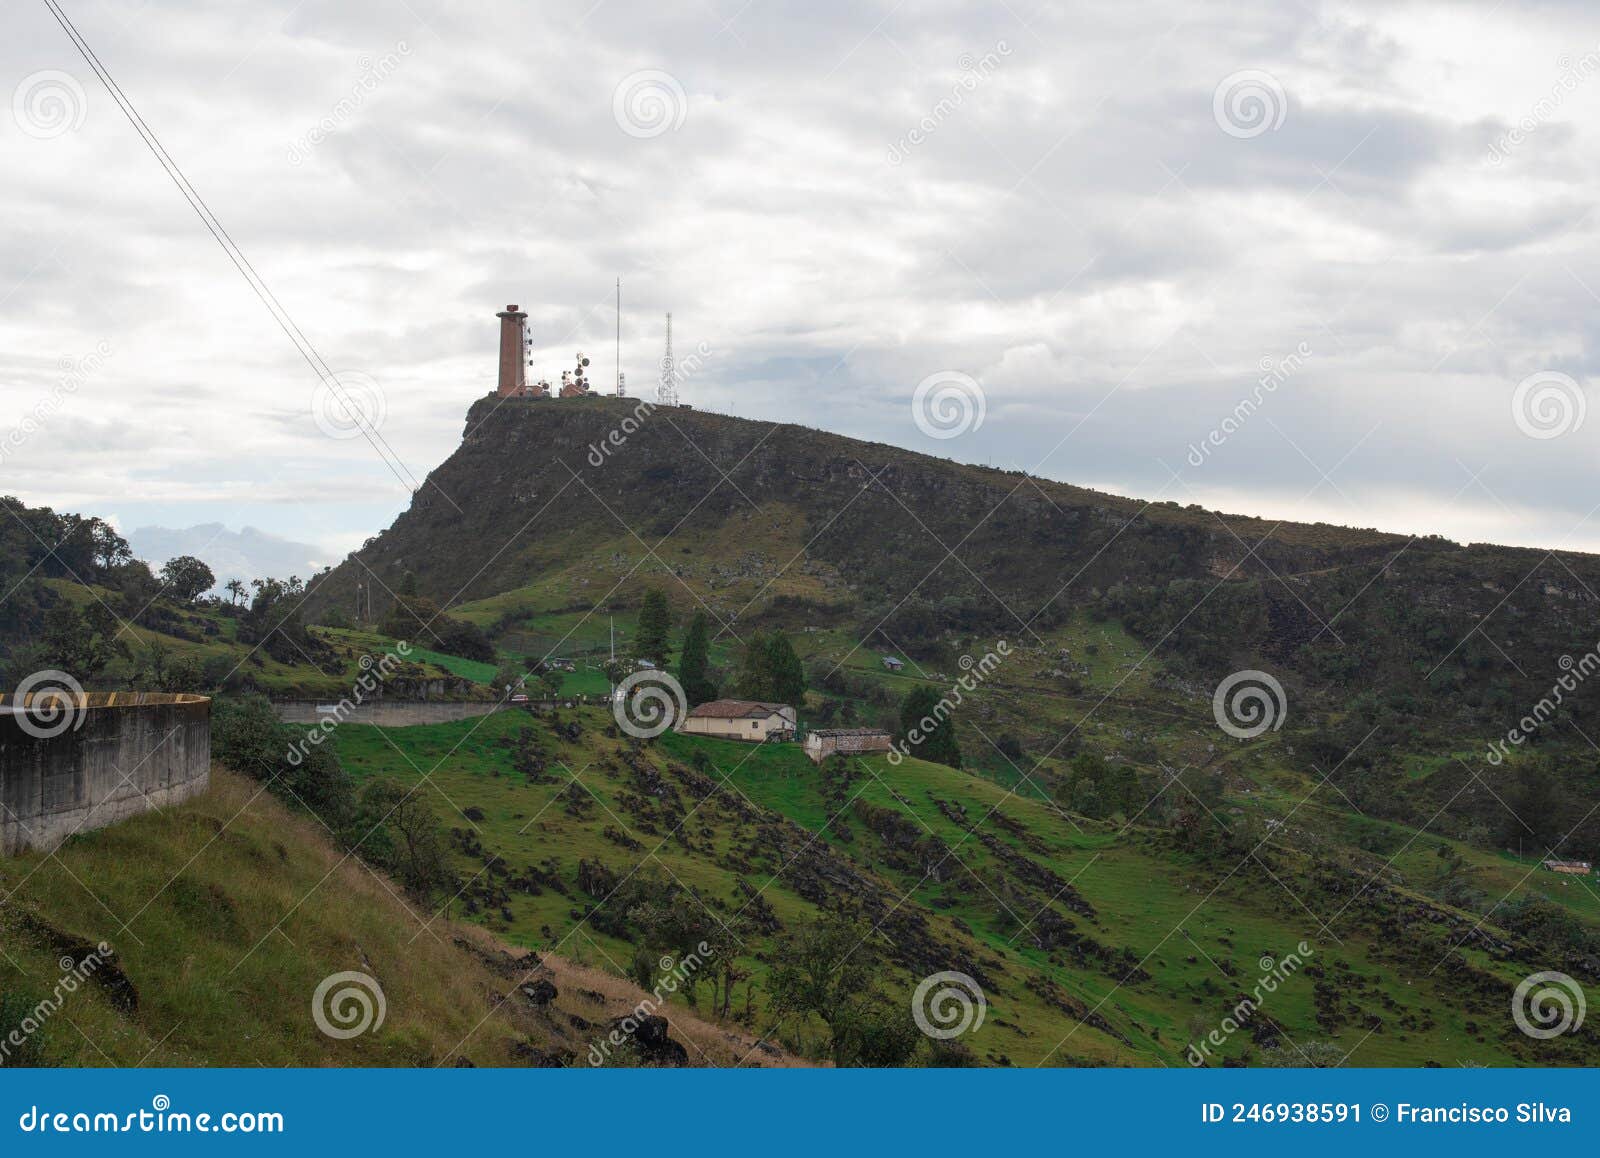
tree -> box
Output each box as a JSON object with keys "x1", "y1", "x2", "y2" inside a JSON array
[
  {"x1": 764, "y1": 632, "x2": 805, "y2": 705},
  {"x1": 224, "y1": 578, "x2": 247, "y2": 606},
  {"x1": 538, "y1": 669, "x2": 565, "y2": 700},
  {"x1": 356, "y1": 779, "x2": 456, "y2": 901},
  {"x1": 677, "y1": 613, "x2": 717, "y2": 705},
  {"x1": 32, "y1": 601, "x2": 126, "y2": 683},
  {"x1": 635, "y1": 588, "x2": 673, "y2": 666},
  {"x1": 767, "y1": 911, "x2": 916, "y2": 1065},
  {"x1": 159, "y1": 555, "x2": 215, "y2": 603},
  {"x1": 735, "y1": 630, "x2": 806, "y2": 704},
  {"x1": 899, "y1": 685, "x2": 961, "y2": 767},
  {"x1": 492, "y1": 662, "x2": 523, "y2": 696}
]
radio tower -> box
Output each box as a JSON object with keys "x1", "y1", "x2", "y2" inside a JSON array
[
  {"x1": 615, "y1": 278, "x2": 625, "y2": 397},
  {"x1": 657, "y1": 312, "x2": 677, "y2": 406}
]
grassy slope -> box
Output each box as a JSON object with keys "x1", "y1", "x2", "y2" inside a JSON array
[
  {"x1": 0, "y1": 767, "x2": 793, "y2": 1067},
  {"x1": 332, "y1": 709, "x2": 1597, "y2": 1067}
]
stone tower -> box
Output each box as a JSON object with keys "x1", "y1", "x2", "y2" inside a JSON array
[{"x1": 496, "y1": 304, "x2": 528, "y2": 396}]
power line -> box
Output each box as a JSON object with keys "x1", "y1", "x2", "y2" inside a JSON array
[{"x1": 40, "y1": 0, "x2": 450, "y2": 509}]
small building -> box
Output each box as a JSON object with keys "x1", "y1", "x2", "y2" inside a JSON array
[
  {"x1": 881, "y1": 656, "x2": 904, "y2": 672},
  {"x1": 804, "y1": 728, "x2": 893, "y2": 764},
  {"x1": 1544, "y1": 859, "x2": 1592, "y2": 875},
  {"x1": 678, "y1": 699, "x2": 796, "y2": 742}
]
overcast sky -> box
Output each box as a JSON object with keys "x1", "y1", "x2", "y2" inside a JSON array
[{"x1": 6, "y1": 0, "x2": 1600, "y2": 574}]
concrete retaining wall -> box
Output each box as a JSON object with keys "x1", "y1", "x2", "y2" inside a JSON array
[
  {"x1": 0, "y1": 692, "x2": 211, "y2": 856},
  {"x1": 272, "y1": 700, "x2": 506, "y2": 726}
]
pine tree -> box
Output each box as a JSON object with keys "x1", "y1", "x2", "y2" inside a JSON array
[
  {"x1": 734, "y1": 631, "x2": 773, "y2": 699},
  {"x1": 677, "y1": 613, "x2": 717, "y2": 705},
  {"x1": 899, "y1": 685, "x2": 961, "y2": 768},
  {"x1": 764, "y1": 631, "x2": 806, "y2": 705},
  {"x1": 635, "y1": 587, "x2": 673, "y2": 666}
]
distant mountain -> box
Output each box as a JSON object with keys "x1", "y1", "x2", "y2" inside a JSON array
[{"x1": 128, "y1": 523, "x2": 327, "y2": 591}]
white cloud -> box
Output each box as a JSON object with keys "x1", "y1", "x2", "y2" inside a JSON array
[{"x1": 5, "y1": 0, "x2": 1600, "y2": 554}]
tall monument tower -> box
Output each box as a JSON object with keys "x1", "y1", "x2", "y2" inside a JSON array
[{"x1": 496, "y1": 304, "x2": 528, "y2": 396}]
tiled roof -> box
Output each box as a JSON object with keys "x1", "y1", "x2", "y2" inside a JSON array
[{"x1": 686, "y1": 699, "x2": 793, "y2": 719}]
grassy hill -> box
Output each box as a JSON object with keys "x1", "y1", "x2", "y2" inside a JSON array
[
  {"x1": 0, "y1": 766, "x2": 796, "y2": 1067},
  {"x1": 330, "y1": 707, "x2": 1599, "y2": 1067}
]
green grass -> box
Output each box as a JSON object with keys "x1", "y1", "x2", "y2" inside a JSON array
[{"x1": 328, "y1": 709, "x2": 1592, "y2": 1067}]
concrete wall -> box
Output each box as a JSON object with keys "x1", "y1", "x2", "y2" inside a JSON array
[
  {"x1": 0, "y1": 692, "x2": 210, "y2": 856},
  {"x1": 272, "y1": 699, "x2": 506, "y2": 726},
  {"x1": 679, "y1": 712, "x2": 792, "y2": 741}
]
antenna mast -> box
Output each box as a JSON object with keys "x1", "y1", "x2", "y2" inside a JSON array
[
  {"x1": 657, "y1": 312, "x2": 677, "y2": 406},
  {"x1": 615, "y1": 278, "x2": 624, "y2": 396}
]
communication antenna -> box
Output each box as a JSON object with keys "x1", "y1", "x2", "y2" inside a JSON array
[
  {"x1": 657, "y1": 312, "x2": 677, "y2": 406},
  {"x1": 616, "y1": 278, "x2": 624, "y2": 396}
]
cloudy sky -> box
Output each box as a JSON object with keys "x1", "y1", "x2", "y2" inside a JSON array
[{"x1": 5, "y1": 0, "x2": 1600, "y2": 574}]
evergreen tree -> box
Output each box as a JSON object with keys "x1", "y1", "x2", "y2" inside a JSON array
[
  {"x1": 734, "y1": 630, "x2": 805, "y2": 704},
  {"x1": 898, "y1": 685, "x2": 961, "y2": 768},
  {"x1": 677, "y1": 613, "x2": 717, "y2": 705},
  {"x1": 764, "y1": 631, "x2": 806, "y2": 704},
  {"x1": 634, "y1": 587, "x2": 673, "y2": 665}
]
